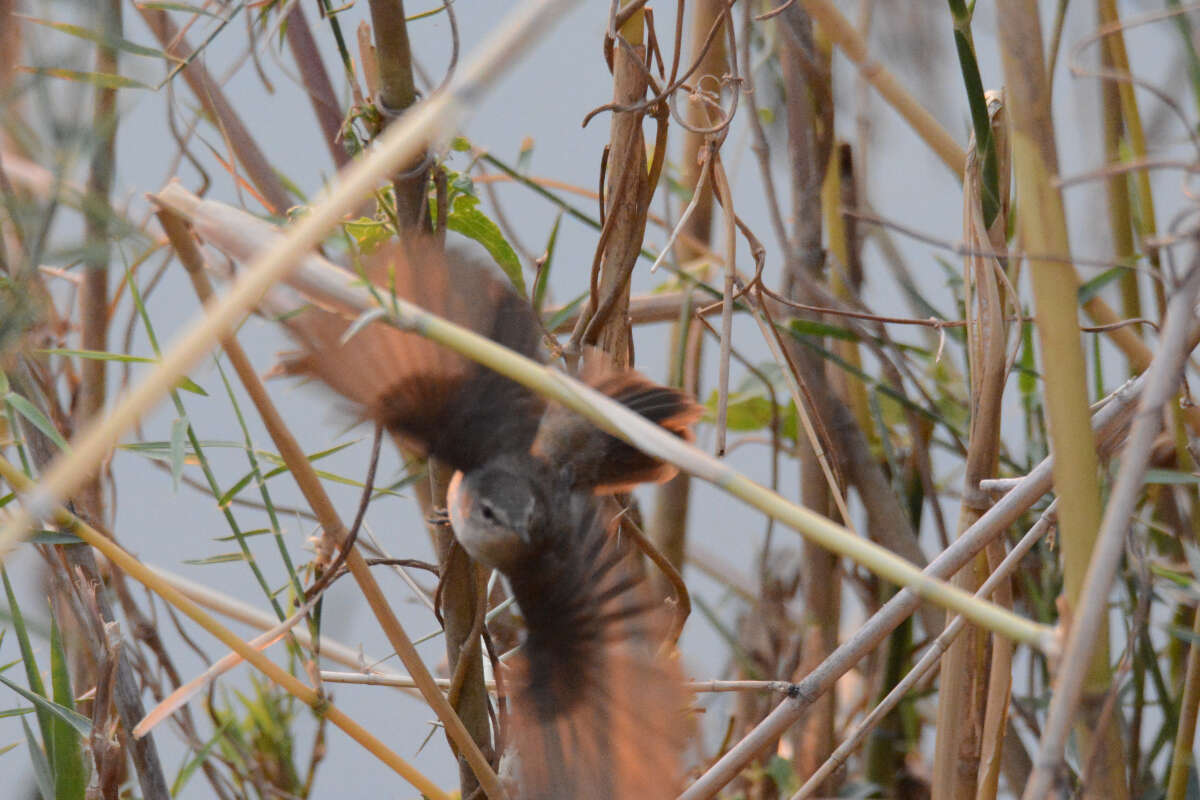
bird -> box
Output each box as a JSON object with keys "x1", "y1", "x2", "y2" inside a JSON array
[{"x1": 279, "y1": 236, "x2": 696, "y2": 798}]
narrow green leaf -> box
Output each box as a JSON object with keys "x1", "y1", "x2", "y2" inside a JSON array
[
  {"x1": 41, "y1": 349, "x2": 206, "y2": 394},
  {"x1": 28, "y1": 531, "x2": 83, "y2": 546},
  {"x1": 446, "y1": 194, "x2": 525, "y2": 296},
  {"x1": 18, "y1": 66, "x2": 151, "y2": 90},
  {"x1": 169, "y1": 416, "x2": 189, "y2": 490},
  {"x1": 0, "y1": 674, "x2": 91, "y2": 738},
  {"x1": 788, "y1": 317, "x2": 859, "y2": 343},
  {"x1": 533, "y1": 213, "x2": 562, "y2": 314},
  {"x1": 16, "y1": 16, "x2": 172, "y2": 60},
  {"x1": 216, "y1": 471, "x2": 256, "y2": 507},
  {"x1": 5, "y1": 394, "x2": 69, "y2": 452},
  {"x1": 172, "y1": 719, "x2": 233, "y2": 795},
  {"x1": 1077, "y1": 266, "x2": 1128, "y2": 306},
  {"x1": 183, "y1": 553, "x2": 249, "y2": 566},
  {"x1": 544, "y1": 292, "x2": 586, "y2": 333},
  {"x1": 1144, "y1": 468, "x2": 1200, "y2": 486},
  {"x1": 21, "y1": 718, "x2": 53, "y2": 800},
  {"x1": 213, "y1": 528, "x2": 273, "y2": 542},
  {"x1": 0, "y1": 707, "x2": 34, "y2": 719},
  {"x1": 1, "y1": 569, "x2": 52, "y2": 758},
  {"x1": 48, "y1": 620, "x2": 85, "y2": 800},
  {"x1": 0, "y1": 740, "x2": 18, "y2": 756},
  {"x1": 38, "y1": 348, "x2": 154, "y2": 364},
  {"x1": 136, "y1": 1, "x2": 227, "y2": 18}
]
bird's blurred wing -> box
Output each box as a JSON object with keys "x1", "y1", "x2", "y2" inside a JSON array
[
  {"x1": 532, "y1": 351, "x2": 704, "y2": 492},
  {"x1": 503, "y1": 496, "x2": 691, "y2": 799},
  {"x1": 279, "y1": 238, "x2": 545, "y2": 472}
]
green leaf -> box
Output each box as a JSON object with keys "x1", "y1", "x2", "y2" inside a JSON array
[
  {"x1": 16, "y1": 15, "x2": 172, "y2": 60},
  {"x1": 48, "y1": 619, "x2": 85, "y2": 800},
  {"x1": 1144, "y1": 468, "x2": 1200, "y2": 485},
  {"x1": 172, "y1": 719, "x2": 233, "y2": 795},
  {"x1": 18, "y1": 66, "x2": 151, "y2": 90},
  {"x1": 705, "y1": 389, "x2": 773, "y2": 432},
  {"x1": 343, "y1": 217, "x2": 393, "y2": 255},
  {"x1": 0, "y1": 740, "x2": 18, "y2": 756},
  {"x1": 169, "y1": 415, "x2": 189, "y2": 490},
  {"x1": 183, "y1": 553, "x2": 249, "y2": 566},
  {"x1": 0, "y1": 675, "x2": 90, "y2": 739},
  {"x1": 177, "y1": 376, "x2": 208, "y2": 396},
  {"x1": 2, "y1": 569, "x2": 53, "y2": 757},
  {"x1": 446, "y1": 194, "x2": 525, "y2": 296},
  {"x1": 450, "y1": 136, "x2": 472, "y2": 152},
  {"x1": 39, "y1": 348, "x2": 155, "y2": 363},
  {"x1": 136, "y1": 1, "x2": 227, "y2": 18},
  {"x1": 39, "y1": 349, "x2": 207, "y2": 395},
  {"x1": 764, "y1": 754, "x2": 798, "y2": 794},
  {"x1": 544, "y1": 292, "x2": 585, "y2": 333},
  {"x1": 27, "y1": 531, "x2": 83, "y2": 546},
  {"x1": 0, "y1": 707, "x2": 35, "y2": 719},
  {"x1": 213, "y1": 528, "x2": 273, "y2": 542},
  {"x1": 22, "y1": 717, "x2": 53, "y2": 800},
  {"x1": 533, "y1": 213, "x2": 562, "y2": 314},
  {"x1": 787, "y1": 317, "x2": 859, "y2": 343},
  {"x1": 1077, "y1": 266, "x2": 1128, "y2": 306},
  {"x1": 5, "y1": 394, "x2": 69, "y2": 452}
]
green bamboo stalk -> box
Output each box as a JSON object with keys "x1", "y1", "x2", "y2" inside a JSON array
[
  {"x1": 1098, "y1": 32, "x2": 1140, "y2": 325},
  {"x1": 1096, "y1": 0, "x2": 1163, "y2": 314},
  {"x1": 1166, "y1": 609, "x2": 1200, "y2": 798},
  {"x1": 996, "y1": 1, "x2": 1127, "y2": 796}
]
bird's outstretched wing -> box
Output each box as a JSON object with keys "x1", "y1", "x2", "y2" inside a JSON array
[
  {"x1": 503, "y1": 496, "x2": 691, "y2": 799},
  {"x1": 280, "y1": 238, "x2": 546, "y2": 472},
  {"x1": 532, "y1": 352, "x2": 705, "y2": 492}
]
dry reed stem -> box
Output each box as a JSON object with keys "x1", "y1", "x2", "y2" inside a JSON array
[
  {"x1": 932, "y1": 93, "x2": 1011, "y2": 800},
  {"x1": 794, "y1": 505, "x2": 1057, "y2": 800},
  {"x1": 166, "y1": 190, "x2": 1050, "y2": 648},
  {"x1": 679, "y1": 373, "x2": 1147, "y2": 799},
  {"x1": 76, "y1": 0, "x2": 120, "y2": 524},
  {"x1": 156, "y1": 208, "x2": 506, "y2": 797},
  {"x1": 147, "y1": 565, "x2": 409, "y2": 686},
  {"x1": 1022, "y1": 257, "x2": 1200, "y2": 798},
  {"x1": 574, "y1": 5, "x2": 654, "y2": 364},
  {"x1": 0, "y1": 455, "x2": 450, "y2": 800}
]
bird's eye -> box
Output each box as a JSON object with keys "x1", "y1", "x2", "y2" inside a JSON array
[{"x1": 480, "y1": 503, "x2": 497, "y2": 523}]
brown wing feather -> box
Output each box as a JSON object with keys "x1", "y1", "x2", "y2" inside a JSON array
[
  {"x1": 503, "y1": 497, "x2": 691, "y2": 799},
  {"x1": 532, "y1": 352, "x2": 704, "y2": 492},
  {"x1": 279, "y1": 238, "x2": 546, "y2": 472}
]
